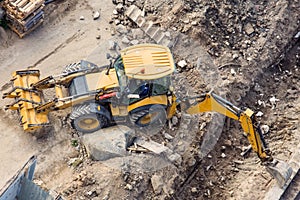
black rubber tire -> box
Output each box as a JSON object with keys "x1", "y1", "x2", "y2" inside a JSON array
[
  {"x1": 130, "y1": 105, "x2": 167, "y2": 134},
  {"x1": 70, "y1": 104, "x2": 108, "y2": 133},
  {"x1": 63, "y1": 62, "x2": 82, "y2": 74},
  {"x1": 63, "y1": 60, "x2": 98, "y2": 74}
]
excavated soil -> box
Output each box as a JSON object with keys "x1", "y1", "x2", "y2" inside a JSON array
[{"x1": 0, "y1": 0, "x2": 299, "y2": 200}]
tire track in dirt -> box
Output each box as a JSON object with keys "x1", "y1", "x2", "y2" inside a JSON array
[{"x1": 31, "y1": 32, "x2": 80, "y2": 68}]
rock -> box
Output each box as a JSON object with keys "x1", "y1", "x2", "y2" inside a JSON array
[
  {"x1": 124, "y1": 183, "x2": 133, "y2": 190},
  {"x1": 177, "y1": 60, "x2": 187, "y2": 68},
  {"x1": 255, "y1": 111, "x2": 264, "y2": 117},
  {"x1": 191, "y1": 187, "x2": 198, "y2": 193},
  {"x1": 269, "y1": 96, "x2": 279, "y2": 108},
  {"x1": 130, "y1": 39, "x2": 139, "y2": 45},
  {"x1": 191, "y1": 21, "x2": 198, "y2": 26},
  {"x1": 165, "y1": 31, "x2": 171, "y2": 38},
  {"x1": 121, "y1": 36, "x2": 130, "y2": 44},
  {"x1": 93, "y1": 11, "x2": 100, "y2": 20},
  {"x1": 224, "y1": 139, "x2": 232, "y2": 146},
  {"x1": 108, "y1": 40, "x2": 116, "y2": 50},
  {"x1": 207, "y1": 154, "x2": 212, "y2": 158},
  {"x1": 131, "y1": 28, "x2": 144, "y2": 39},
  {"x1": 82, "y1": 125, "x2": 135, "y2": 161},
  {"x1": 171, "y1": 116, "x2": 178, "y2": 125},
  {"x1": 244, "y1": 23, "x2": 255, "y2": 35},
  {"x1": 221, "y1": 153, "x2": 226, "y2": 158},
  {"x1": 96, "y1": 35, "x2": 101, "y2": 39},
  {"x1": 114, "y1": 19, "x2": 121, "y2": 25},
  {"x1": 257, "y1": 100, "x2": 266, "y2": 107},
  {"x1": 80, "y1": 16, "x2": 85, "y2": 20},
  {"x1": 230, "y1": 68, "x2": 236, "y2": 76},
  {"x1": 116, "y1": 24, "x2": 128, "y2": 34},
  {"x1": 163, "y1": 132, "x2": 174, "y2": 140},
  {"x1": 116, "y1": 3, "x2": 124, "y2": 13},
  {"x1": 112, "y1": 9, "x2": 118, "y2": 15},
  {"x1": 232, "y1": 53, "x2": 239, "y2": 59},
  {"x1": 102, "y1": 195, "x2": 109, "y2": 200},
  {"x1": 261, "y1": 125, "x2": 270, "y2": 134},
  {"x1": 167, "y1": 153, "x2": 182, "y2": 164},
  {"x1": 151, "y1": 174, "x2": 163, "y2": 194},
  {"x1": 68, "y1": 158, "x2": 83, "y2": 167}
]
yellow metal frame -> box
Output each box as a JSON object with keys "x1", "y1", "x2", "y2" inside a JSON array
[
  {"x1": 121, "y1": 44, "x2": 175, "y2": 80},
  {"x1": 182, "y1": 93, "x2": 268, "y2": 160},
  {"x1": 128, "y1": 95, "x2": 168, "y2": 112}
]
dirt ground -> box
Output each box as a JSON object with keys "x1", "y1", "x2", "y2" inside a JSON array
[{"x1": 0, "y1": 0, "x2": 299, "y2": 200}]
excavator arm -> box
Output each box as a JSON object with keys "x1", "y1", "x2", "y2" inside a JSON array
[{"x1": 176, "y1": 92, "x2": 292, "y2": 187}]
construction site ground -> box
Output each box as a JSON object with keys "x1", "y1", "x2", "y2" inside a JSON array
[{"x1": 0, "y1": 0, "x2": 299, "y2": 199}]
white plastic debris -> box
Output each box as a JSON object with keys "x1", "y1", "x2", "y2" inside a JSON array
[
  {"x1": 177, "y1": 60, "x2": 187, "y2": 68},
  {"x1": 260, "y1": 125, "x2": 270, "y2": 134},
  {"x1": 256, "y1": 111, "x2": 264, "y2": 117}
]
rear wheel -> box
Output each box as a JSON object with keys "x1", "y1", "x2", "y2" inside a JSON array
[
  {"x1": 63, "y1": 60, "x2": 98, "y2": 74},
  {"x1": 130, "y1": 105, "x2": 167, "y2": 134},
  {"x1": 70, "y1": 104, "x2": 108, "y2": 133}
]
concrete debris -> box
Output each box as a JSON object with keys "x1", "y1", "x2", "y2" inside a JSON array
[
  {"x1": 257, "y1": 100, "x2": 266, "y2": 107},
  {"x1": 130, "y1": 39, "x2": 139, "y2": 45},
  {"x1": 232, "y1": 53, "x2": 239, "y2": 59},
  {"x1": 260, "y1": 125, "x2": 270, "y2": 134},
  {"x1": 177, "y1": 60, "x2": 187, "y2": 68},
  {"x1": 121, "y1": 36, "x2": 130, "y2": 44},
  {"x1": 112, "y1": 9, "x2": 118, "y2": 15},
  {"x1": 124, "y1": 183, "x2": 133, "y2": 190},
  {"x1": 151, "y1": 174, "x2": 163, "y2": 194},
  {"x1": 115, "y1": 3, "x2": 124, "y2": 13},
  {"x1": 244, "y1": 23, "x2": 255, "y2": 35},
  {"x1": 230, "y1": 68, "x2": 236, "y2": 76},
  {"x1": 108, "y1": 40, "x2": 117, "y2": 50},
  {"x1": 93, "y1": 11, "x2": 100, "y2": 20},
  {"x1": 116, "y1": 24, "x2": 128, "y2": 34},
  {"x1": 80, "y1": 16, "x2": 85, "y2": 20},
  {"x1": 269, "y1": 96, "x2": 280, "y2": 108},
  {"x1": 68, "y1": 158, "x2": 83, "y2": 167},
  {"x1": 221, "y1": 153, "x2": 226, "y2": 158},
  {"x1": 163, "y1": 132, "x2": 174, "y2": 140},
  {"x1": 191, "y1": 187, "x2": 198, "y2": 193},
  {"x1": 171, "y1": 116, "x2": 179, "y2": 125},
  {"x1": 82, "y1": 125, "x2": 135, "y2": 161},
  {"x1": 255, "y1": 111, "x2": 264, "y2": 117},
  {"x1": 131, "y1": 28, "x2": 144, "y2": 39}
]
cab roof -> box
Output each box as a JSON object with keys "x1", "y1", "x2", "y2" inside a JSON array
[{"x1": 120, "y1": 44, "x2": 175, "y2": 80}]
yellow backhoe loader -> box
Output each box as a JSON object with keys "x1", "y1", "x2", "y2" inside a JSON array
[{"x1": 2, "y1": 44, "x2": 292, "y2": 187}]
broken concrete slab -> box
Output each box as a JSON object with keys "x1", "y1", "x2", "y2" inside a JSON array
[
  {"x1": 134, "y1": 137, "x2": 182, "y2": 165},
  {"x1": 82, "y1": 125, "x2": 135, "y2": 161}
]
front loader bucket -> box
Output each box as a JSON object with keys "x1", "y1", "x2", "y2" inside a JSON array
[
  {"x1": 2, "y1": 70, "x2": 49, "y2": 132},
  {"x1": 266, "y1": 159, "x2": 293, "y2": 188}
]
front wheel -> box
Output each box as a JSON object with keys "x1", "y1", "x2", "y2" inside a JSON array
[{"x1": 70, "y1": 104, "x2": 108, "y2": 133}]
